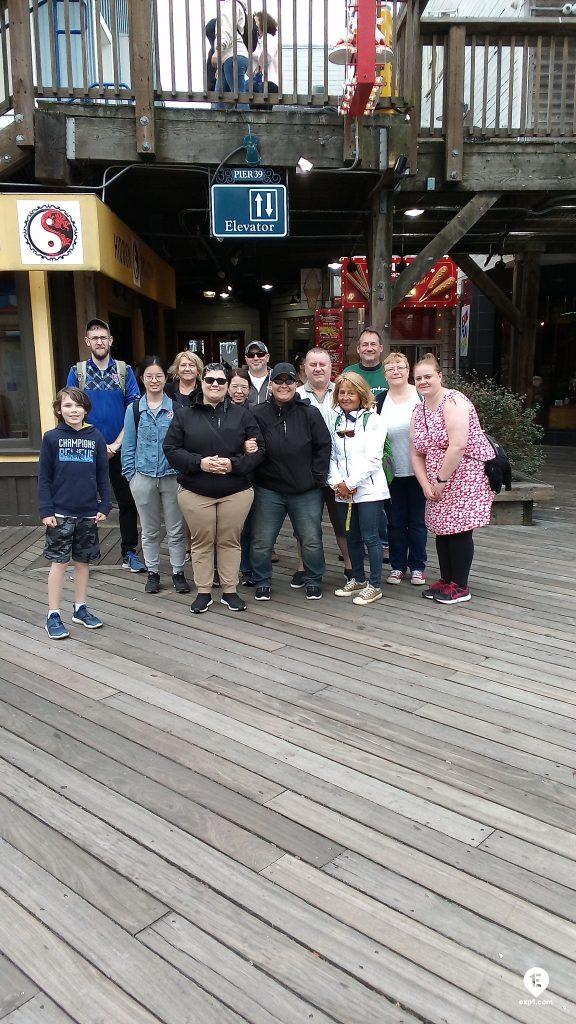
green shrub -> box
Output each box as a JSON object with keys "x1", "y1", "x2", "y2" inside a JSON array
[{"x1": 444, "y1": 373, "x2": 545, "y2": 477}]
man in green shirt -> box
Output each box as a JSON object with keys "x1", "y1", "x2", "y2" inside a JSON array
[{"x1": 344, "y1": 326, "x2": 388, "y2": 399}]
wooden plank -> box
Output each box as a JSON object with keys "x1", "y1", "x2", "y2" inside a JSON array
[
  {"x1": 2, "y1": 995, "x2": 75, "y2": 1024},
  {"x1": 0, "y1": 763, "x2": 412, "y2": 1024},
  {"x1": 0, "y1": 891, "x2": 164, "y2": 1024},
  {"x1": 0, "y1": 711, "x2": 283, "y2": 873},
  {"x1": 262, "y1": 854, "x2": 575, "y2": 1020},
  {"x1": 444, "y1": 25, "x2": 465, "y2": 181},
  {"x1": 0, "y1": 841, "x2": 246, "y2": 1024},
  {"x1": 0, "y1": 953, "x2": 38, "y2": 1018},
  {"x1": 0, "y1": 684, "x2": 343, "y2": 867},
  {"x1": 480, "y1": 831, "x2": 576, "y2": 891},
  {"x1": 0, "y1": 794, "x2": 167, "y2": 934},
  {"x1": 325, "y1": 851, "x2": 576, "y2": 1002},
  {"x1": 454, "y1": 254, "x2": 523, "y2": 329},
  {"x1": 139, "y1": 921, "x2": 340, "y2": 1024},
  {"x1": 264, "y1": 791, "x2": 576, "y2": 957}
]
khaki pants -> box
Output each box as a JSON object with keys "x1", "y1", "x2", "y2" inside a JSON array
[{"x1": 178, "y1": 487, "x2": 254, "y2": 593}]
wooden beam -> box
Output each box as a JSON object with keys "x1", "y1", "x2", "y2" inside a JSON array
[
  {"x1": 0, "y1": 123, "x2": 33, "y2": 177},
  {"x1": 454, "y1": 255, "x2": 523, "y2": 331},
  {"x1": 444, "y1": 26, "x2": 465, "y2": 182},
  {"x1": 128, "y1": 0, "x2": 155, "y2": 156},
  {"x1": 9, "y1": 0, "x2": 35, "y2": 147},
  {"x1": 392, "y1": 192, "x2": 501, "y2": 306},
  {"x1": 403, "y1": 139, "x2": 576, "y2": 193},
  {"x1": 369, "y1": 189, "x2": 394, "y2": 350},
  {"x1": 34, "y1": 111, "x2": 72, "y2": 185}
]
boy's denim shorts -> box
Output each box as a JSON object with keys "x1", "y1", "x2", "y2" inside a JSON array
[{"x1": 43, "y1": 516, "x2": 101, "y2": 564}]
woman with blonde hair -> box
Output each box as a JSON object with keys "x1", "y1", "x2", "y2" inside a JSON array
[
  {"x1": 328, "y1": 371, "x2": 389, "y2": 606},
  {"x1": 378, "y1": 350, "x2": 427, "y2": 586},
  {"x1": 165, "y1": 351, "x2": 203, "y2": 408},
  {"x1": 411, "y1": 353, "x2": 494, "y2": 604}
]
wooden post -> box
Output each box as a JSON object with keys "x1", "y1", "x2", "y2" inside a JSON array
[
  {"x1": 129, "y1": 0, "x2": 155, "y2": 156},
  {"x1": 369, "y1": 188, "x2": 394, "y2": 352},
  {"x1": 9, "y1": 0, "x2": 35, "y2": 147},
  {"x1": 444, "y1": 25, "x2": 465, "y2": 182},
  {"x1": 29, "y1": 272, "x2": 57, "y2": 432},
  {"x1": 508, "y1": 254, "x2": 540, "y2": 398}
]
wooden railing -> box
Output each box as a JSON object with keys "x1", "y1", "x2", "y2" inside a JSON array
[
  {"x1": 421, "y1": 18, "x2": 576, "y2": 140},
  {"x1": 0, "y1": 0, "x2": 410, "y2": 110}
]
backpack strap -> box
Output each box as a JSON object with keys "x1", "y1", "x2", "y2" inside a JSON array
[
  {"x1": 131, "y1": 397, "x2": 141, "y2": 434},
  {"x1": 75, "y1": 361, "x2": 87, "y2": 392}
]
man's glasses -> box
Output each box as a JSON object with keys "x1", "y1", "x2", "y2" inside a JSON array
[
  {"x1": 88, "y1": 335, "x2": 109, "y2": 343},
  {"x1": 246, "y1": 351, "x2": 263, "y2": 358},
  {"x1": 203, "y1": 376, "x2": 227, "y2": 385},
  {"x1": 273, "y1": 376, "x2": 296, "y2": 386}
]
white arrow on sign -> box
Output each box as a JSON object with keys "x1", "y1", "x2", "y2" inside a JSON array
[
  {"x1": 254, "y1": 193, "x2": 263, "y2": 217},
  {"x1": 265, "y1": 193, "x2": 274, "y2": 216}
]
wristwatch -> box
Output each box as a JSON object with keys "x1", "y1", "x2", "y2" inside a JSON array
[{"x1": 436, "y1": 474, "x2": 449, "y2": 483}]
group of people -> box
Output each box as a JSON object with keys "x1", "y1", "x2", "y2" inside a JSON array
[
  {"x1": 207, "y1": 2, "x2": 278, "y2": 108},
  {"x1": 38, "y1": 319, "x2": 494, "y2": 639}
]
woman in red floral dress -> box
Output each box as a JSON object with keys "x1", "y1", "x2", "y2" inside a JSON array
[{"x1": 411, "y1": 354, "x2": 494, "y2": 604}]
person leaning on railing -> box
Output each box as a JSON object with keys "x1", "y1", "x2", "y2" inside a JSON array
[
  {"x1": 253, "y1": 11, "x2": 278, "y2": 95},
  {"x1": 213, "y1": 0, "x2": 249, "y2": 110}
]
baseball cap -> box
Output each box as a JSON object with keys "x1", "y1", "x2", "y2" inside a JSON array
[
  {"x1": 86, "y1": 318, "x2": 110, "y2": 334},
  {"x1": 270, "y1": 362, "x2": 297, "y2": 382},
  {"x1": 246, "y1": 341, "x2": 268, "y2": 355}
]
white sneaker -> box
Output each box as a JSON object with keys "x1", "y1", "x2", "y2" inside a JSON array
[
  {"x1": 353, "y1": 584, "x2": 383, "y2": 605},
  {"x1": 386, "y1": 570, "x2": 404, "y2": 585},
  {"x1": 410, "y1": 570, "x2": 426, "y2": 585},
  {"x1": 334, "y1": 579, "x2": 365, "y2": 597}
]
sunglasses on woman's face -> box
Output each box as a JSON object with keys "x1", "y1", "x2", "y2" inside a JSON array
[{"x1": 203, "y1": 376, "x2": 227, "y2": 385}]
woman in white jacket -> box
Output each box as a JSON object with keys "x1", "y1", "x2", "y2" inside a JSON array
[
  {"x1": 328, "y1": 371, "x2": 389, "y2": 606},
  {"x1": 214, "y1": 0, "x2": 249, "y2": 109}
]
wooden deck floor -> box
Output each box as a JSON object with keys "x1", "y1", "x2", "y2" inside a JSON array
[{"x1": 0, "y1": 448, "x2": 575, "y2": 1024}]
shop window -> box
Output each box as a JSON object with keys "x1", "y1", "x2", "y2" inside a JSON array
[{"x1": 0, "y1": 274, "x2": 38, "y2": 447}]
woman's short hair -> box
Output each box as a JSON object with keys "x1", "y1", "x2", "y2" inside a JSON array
[
  {"x1": 138, "y1": 356, "x2": 166, "y2": 381},
  {"x1": 168, "y1": 350, "x2": 204, "y2": 379},
  {"x1": 53, "y1": 386, "x2": 92, "y2": 420},
  {"x1": 414, "y1": 352, "x2": 441, "y2": 374},
  {"x1": 202, "y1": 362, "x2": 230, "y2": 382},
  {"x1": 332, "y1": 371, "x2": 375, "y2": 410},
  {"x1": 384, "y1": 350, "x2": 410, "y2": 370},
  {"x1": 255, "y1": 11, "x2": 277, "y2": 34},
  {"x1": 229, "y1": 366, "x2": 250, "y2": 383}
]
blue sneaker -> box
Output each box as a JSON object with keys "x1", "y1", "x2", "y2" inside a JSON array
[
  {"x1": 123, "y1": 551, "x2": 146, "y2": 573},
  {"x1": 45, "y1": 613, "x2": 70, "y2": 640},
  {"x1": 71, "y1": 605, "x2": 103, "y2": 629}
]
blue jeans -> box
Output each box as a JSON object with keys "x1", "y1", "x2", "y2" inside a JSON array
[
  {"x1": 251, "y1": 486, "x2": 325, "y2": 587},
  {"x1": 215, "y1": 55, "x2": 249, "y2": 109},
  {"x1": 387, "y1": 475, "x2": 427, "y2": 573},
  {"x1": 337, "y1": 500, "x2": 383, "y2": 588}
]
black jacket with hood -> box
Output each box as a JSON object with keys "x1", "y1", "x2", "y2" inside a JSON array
[
  {"x1": 163, "y1": 395, "x2": 264, "y2": 498},
  {"x1": 252, "y1": 394, "x2": 331, "y2": 494}
]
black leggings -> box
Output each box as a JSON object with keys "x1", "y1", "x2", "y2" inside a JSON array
[{"x1": 435, "y1": 530, "x2": 474, "y2": 588}]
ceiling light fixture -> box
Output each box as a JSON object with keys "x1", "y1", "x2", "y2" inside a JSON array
[
  {"x1": 297, "y1": 156, "x2": 314, "y2": 173},
  {"x1": 405, "y1": 208, "x2": 424, "y2": 218},
  {"x1": 203, "y1": 290, "x2": 216, "y2": 299},
  {"x1": 219, "y1": 291, "x2": 230, "y2": 299},
  {"x1": 328, "y1": 261, "x2": 341, "y2": 271},
  {"x1": 262, "y1": 283, "x2": 273, "y2": 290}
]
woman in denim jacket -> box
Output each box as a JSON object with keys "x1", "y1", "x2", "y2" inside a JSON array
[{"x1": 122, "y1": 357, "x2": 190, "y2": 596}]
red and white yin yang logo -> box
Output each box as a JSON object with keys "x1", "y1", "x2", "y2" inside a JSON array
[{"x1": 23, "y1": 204, "x2": 78, "y2": 260}]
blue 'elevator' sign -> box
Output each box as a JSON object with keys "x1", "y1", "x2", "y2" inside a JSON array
[{"x1": 210, "y1": 184, "x2": 288, "y2": 238}]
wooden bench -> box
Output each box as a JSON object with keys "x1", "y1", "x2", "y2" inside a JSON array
[{"x1": 491, "y1": 481, "x2": 555, "y2": 525}]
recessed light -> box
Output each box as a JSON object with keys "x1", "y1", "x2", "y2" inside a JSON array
[
  {"x1": 203, "y1": 290, "x2": 216, "y2": 299},
  {"x1": 262, "y1": 283, "x2": 273, "y2": 290},
  {"x1": 405, "y1": 208, "x2": 424, "y2": 217},
  {"x1": 328, "y1": 261, "x2": 341, "y2": 271},
  {"x1": 220, "y1": 291, "x2": 230, "y2": 299}
]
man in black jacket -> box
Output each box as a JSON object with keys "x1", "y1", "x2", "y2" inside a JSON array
[{"x1": 250, "y1": 363, "x2": 331, "y2": 601}]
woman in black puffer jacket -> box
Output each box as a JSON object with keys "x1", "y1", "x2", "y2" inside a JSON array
[{"x1": 163, "y1": 363, "x2": 264, "y2": 614}]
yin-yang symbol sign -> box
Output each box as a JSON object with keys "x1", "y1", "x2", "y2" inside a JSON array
[{"x1": 23, "y1": 205, "x2": 78, "y2": 260}]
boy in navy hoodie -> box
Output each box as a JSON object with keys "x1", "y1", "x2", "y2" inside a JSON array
[{"x1": 38, "y1": 386, "x2": 112, "y2": 639}]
